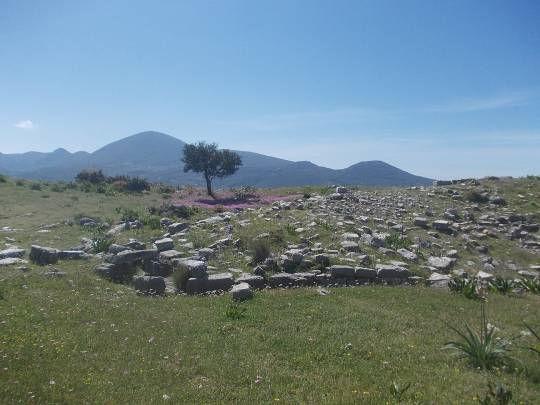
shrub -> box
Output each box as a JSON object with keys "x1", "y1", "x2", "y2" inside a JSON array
[
  {"x1": 29, "y1": 182, "x2": 42, "y2": 191},
  {"x1": 116, "y1": 207, "x2": 140, "y2": 222},
  {"x1": 141, "y1": 213, "x2": 162, "y2": 230},
  {"x1": 464, "y1": 190, "x2": 489, "y2": 203},
  {"x1": 250, "y1": 238, "x2": 271, "y2": 264},
  {"x1": 172, "y1": 264, "x2": 190, "y2": 291},
  {"x1": 385, "y1": 233, "x2": 412, "y2": 250},
  {"x1": 231, "y1": 186, "x2": 257, "y2": 201},
  {"x1": 51, "y1": 183, "x2": 66, "y2": 192},
  {"x1": 444, "y1": 303, "x2": 514, "y2": 370},
  {"x1": 15, "y1": 179, "x2": 25, "y2": 186},
  {"x1": 76, "y1": 169, "x2": 106, "y2": 184},
  {"x1": 0, "y1": 174, "x2": 7, "y2": 183},
  {"x1": 125, "y1": 176, "x2": 150, "y2": 192},
  {"x1": 90, "y1": 229, "x2": 114, "y2": 253}
]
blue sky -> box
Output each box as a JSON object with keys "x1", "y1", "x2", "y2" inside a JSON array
[{"x1": 1, "y1": 0, "x2": 539, "y2": 179}]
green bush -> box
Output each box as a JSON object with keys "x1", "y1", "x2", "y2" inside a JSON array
[
  {"x1": 116, "y1": 207, "x2": 140, "y2": 222},
  {"x1": 0, "y1": 174, "x2": 7, "y2": 183},
  {"x1": 51, "y1": 183, "x2": 66, "y2": 192},
  {"x1": 29, "y1": 182, "x2": 42, "y2": 191},
  {"x1": 464, "y1": 190, "x2": 489, "y2": 203},
  {"x1": 250, "y1": 238, "x2": 271, "y2": 264},
  {"x1": 15, "y1": 179, "x2": 25, "y2": 186},
  {"x1": 76, "y1": 169, "x2": 106, "y2": 184},
  {"x1": 385, "y1": 233, "x2": 412, "y2": 250}
]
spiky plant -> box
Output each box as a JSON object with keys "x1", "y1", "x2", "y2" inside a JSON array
[
  {"x1": 519, "y1": 278, "x2": 540, "y2": 294},
  {"x1": 445, "y1": 303, "x2": 513, "y2": 370},
  {"x1": 488, "y1": 277, "x2": 514, "y2": 295},
  {"x1": 523, "y1": 323, "x2": 540, "y2": 356}
]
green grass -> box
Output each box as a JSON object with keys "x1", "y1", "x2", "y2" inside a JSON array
[{"x1": 1, "y1": 269, "x2": 539, "y2": 403}]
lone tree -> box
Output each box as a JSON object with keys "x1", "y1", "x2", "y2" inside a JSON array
[{"x1": 182, "y1": 142, "x2": 242, "y2": 197}]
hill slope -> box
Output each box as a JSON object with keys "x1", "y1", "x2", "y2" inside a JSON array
[{"x1": 0, "y1": 131, "x2": 433, "y2": 186}]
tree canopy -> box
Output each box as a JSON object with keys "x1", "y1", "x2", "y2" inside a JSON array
[{"x1": 182, "y1": 142, "x2": 242, "y2": 197}]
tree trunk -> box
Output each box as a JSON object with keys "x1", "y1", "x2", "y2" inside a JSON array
[{"x1": 204, "y1": 173, "x2": 214, "y2": 198}]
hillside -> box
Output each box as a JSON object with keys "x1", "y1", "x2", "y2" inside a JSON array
[{"x1": 0, "y1": 131, "x2": 433, "y2": 186}]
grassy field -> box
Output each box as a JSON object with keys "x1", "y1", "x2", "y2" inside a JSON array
[{"x1": 1, "y1": 177, "x2": 539, "y2": 403}]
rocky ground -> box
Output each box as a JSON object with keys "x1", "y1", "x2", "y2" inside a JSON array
[
  {"x1": 1, "y1": 176, "x2": 539, "y2": 403},
  {"x1": 1, "y1": 178, "x2": 539, "y2": 299}
]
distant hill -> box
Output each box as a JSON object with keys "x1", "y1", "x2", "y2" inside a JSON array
[{"x1": 0, "y1": 131, "x2": 433, "y2": 187}]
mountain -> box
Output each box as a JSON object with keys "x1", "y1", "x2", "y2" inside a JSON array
[{"x1": 0, "y1": 131, "x2": 433, "y2": 186}]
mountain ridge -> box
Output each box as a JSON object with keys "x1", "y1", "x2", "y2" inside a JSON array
[{"x1": 0, "y1": 131, "x2": 433, "y2": 186}]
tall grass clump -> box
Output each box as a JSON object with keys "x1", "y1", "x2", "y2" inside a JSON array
[
  {"x1": 172, "y1": 264, "x2": 190, "y2": 291},
  {"x1": 448, "y1": 277, "x2": 483, "y2": 300},
  {"x1": 444, "y1": 303, "x2": 514, "y2": 370},
  {"x1": 385, "y1": 233, "x2": 412, "y2": 250},
  {"x1": 90, "y1": 227, "x2": 114, "y2": 253},
  {"x1": 250, "y1": 238, "x2": 271, "y2": 264}
]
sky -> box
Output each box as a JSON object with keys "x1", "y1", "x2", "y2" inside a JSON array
[{"x1": 1, "y1": 0, "x2": 539, "y2": 179}]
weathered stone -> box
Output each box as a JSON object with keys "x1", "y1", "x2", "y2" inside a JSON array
[
  {"x1": 432, "y1": 220, "x2": 450, "y2": 231},
  {"x1": 0, "y1": 248, "x2": 25, "y2": 259},
  {"x1": 205, "y1": 273, "x2": 234, "y2": 292},
  {"x1": 236, "y1": 274, "x2": 265, "y2": 289},
  {"x1": 197, "y1": 248, "x2": 215, "y2": 260},
  {"x1": 94, "y1": 262, "x2": 136, "y2": 282},
  {"x1": 154, "y1": 238, "x2": 174, "y2": 252},
  {"x1": 108, "y1": 244, "x2": 129, "y2": 254},
  {"x1": 175, "y1": 259, "x2": 207, "y2": 278},
  {"x1": 159, "y1": 249, "x2": 183, "y2": 262},
  {"x1": 58, "y1": 250, "x2": 88, "y2": 260},
  {"x1": 427, "y1": 272, "x2": 451, "y2": 287},
  {"x1": 329, "y1": 265, "x2": 356, "y2": 279},
  {"x1": 29, "y1": 245, "x2": 59, "y2": 265},
  {"x1": 0, "y1": 257, "x2": 27, "y2": 266},
  {"x1": 376, "y1": 264, "x2": 410, "y2": 279},
  {"x1": 397, "y1": 248, "x2": 417, "y2": 261},
  {"x1": 314, "y1": 254, "x2": 330, "y2": 267},
  {"x1": 340, "y1": 241, "x2": 359, "y2": 252},
  {"x1": 111, "y1": 249, "x2": 158, "y2": 264},
  {"x1": 427, "y1": 256, "x2": 455, "y2": 271},
  {"x1": 168, "y1": 222, "x2": 189, "y2": 234},
  {"x1": 269, "y1": 273, "x2": 301, "y2": 287},
  {"x1": 133, "y1": 276, "x2": 166, "y2": 295},
  {"x1": 125, "y1": 239, "x2": 146, "y2": 250},
  {"x1": 476, "y1": 270, "x2": 494, "y2": 280},
  {"x1": 143, "y1": 260, "x2": 171, "y2": 277},
  {"x1": 231, "y1": 282, "x2": 253, "y2": 301},
  {"x1": 354, "y1": 267, "x2": 377, "y2": 280},
  {"x1": 185, "y1": 277, "x2": 206, "y2": 294}
]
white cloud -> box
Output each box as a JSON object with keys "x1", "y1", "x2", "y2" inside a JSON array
[{"x1": 14, "y1": 120, "x2": 36, "y2": 130}]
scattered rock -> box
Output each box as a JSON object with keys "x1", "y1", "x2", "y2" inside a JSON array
[{"x1": 231, "y1": 282, "x2": 253, "y2": 301}]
